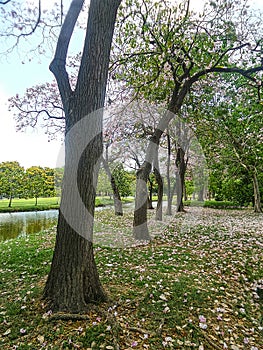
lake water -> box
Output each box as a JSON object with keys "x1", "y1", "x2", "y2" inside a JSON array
[
  {"x1": 0, "y1": 203, "x2": 136, "y2": 242},
  {"x1": 0, "y1": 210, "x2": 58, "y2": 241}
]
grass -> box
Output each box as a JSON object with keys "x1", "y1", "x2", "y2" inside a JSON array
[
  {"x1": 0, "y1": 197, "x2": 60, "y2": 213},
  {"x1": 0, "y1": 196, "x2": 135, "y2": 213},
  {"x1": 0, "y1": 208, "x2": 262, "y2": 349}
]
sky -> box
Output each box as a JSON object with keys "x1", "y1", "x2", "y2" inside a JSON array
[
  {"x1": 0, "y1": 0, "x2": 262, "y2": 169},
  {"x1": 0, "y1": 0, "x2": 72, "y2": 169}
]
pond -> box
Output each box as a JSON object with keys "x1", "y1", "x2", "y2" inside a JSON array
[{"x1": 0, "y1": 210, "x2": 58, "y2": 241}]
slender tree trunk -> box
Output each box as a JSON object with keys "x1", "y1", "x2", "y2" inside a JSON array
[
  {"x1": 176, "y1": 147, "x2": 186, "y2": 212},
  {"x1": 8, "y1": 193, "x2": 12, "y2": 208},
  {"x1": 102, "y1": 157, "x2": 123, "y2": 216},
  {"x1": 166, "y1": 132, "x2": 172, "y2": 215},
  {"x1": 154, "y1": 156, "x2": 163, "y2": 221},
  {"x1": 147, "y1": 176, "x2": 154, "y2": 209},
  {"x1": 35, "y1": 197, "x2": 38, "y2": 206},
  {"x1": 44, "y1": 0, "x2": 121, "y2": 312},
  {"x1": 252, "y1": 171, "x2": 262, "y2": 213}
]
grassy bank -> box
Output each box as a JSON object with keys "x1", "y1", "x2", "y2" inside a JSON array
[
  {"x1": 0, "y1": 208, "x2": 262, "y2": 349},
  {"x1": 0, "y1": 197, "x2": 134, "y2": 213},
  {"x1": 0, "y1": 197, "x2": 60, "y2": 213}
]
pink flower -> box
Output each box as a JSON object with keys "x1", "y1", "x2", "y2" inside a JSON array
[{"x1": 199, "y1": 315, "x2": 206, "y2": 323}]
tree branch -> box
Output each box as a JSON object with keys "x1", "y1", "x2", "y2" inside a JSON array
[
  {"x1": 189, "y1": 65, "x2": 263, "y2": 87},
  {"x1": 212, "y1": 43, "x2": 250, "y2": 68},
  {"x1": 49, "y1": 0, "x2": 85, "y2": 111},
  {"x1": 0, "y1": 0, "x2": 11, "y2": 4}
]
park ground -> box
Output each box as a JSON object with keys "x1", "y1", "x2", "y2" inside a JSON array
[{"x1": 0, "y1": 207, "x2": 262, "y2": 349}]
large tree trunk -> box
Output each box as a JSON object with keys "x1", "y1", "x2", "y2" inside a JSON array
[
  {"x1": 102, "y1": 157, "x2": 123, "y2": 216},
  {"x1": 198, "y1": 187, "x2": 205, "y2": 202},
  {"x1": 133, "y1": 162, "x2": 152, "y2": 240},
  {"x1": 44, "y1": 0, "x2": 121, "y2": 312},
  {"x1": 252, "y1": 171, "x2": 262, "y2": 213}
]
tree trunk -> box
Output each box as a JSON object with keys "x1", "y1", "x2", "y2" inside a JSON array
[
  {"x1": 198, "y1": 187, "x2": 205, "y2": 202},
  {"x1": 44, "y1": 0, "x2": 121, "y2": 312},
  {"x1": 154, "y1": 163, "x2": 163, "y2": 221},
  {"x1": 176, "y1": 147, "x2": 186, "y2": 212},
  {"x1": 102, "y1": 157, "x2": 123, "y2": 216},
  {"x1": 147, "y1": 176, "x2": 154, "y2": 209},
  {"x1": 133, "y1": 78, "x2": 193, "y2": 239},
  {"x1": 8, "y1": 193, "x2": 12, "y2": 208},
  {"x1": 166, "y1": 132, "x2": 172, "y2": 215},
  {"x1": 133, "y1": 162, "x2": 152, "y2": 240},
  {"x1": 252, "y1": 171, "x2": 262, "y2": 213},
  {"x1": 35, "y1": 197, "x2": 38, "y2": 206}
]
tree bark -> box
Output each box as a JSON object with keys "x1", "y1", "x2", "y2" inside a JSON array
[
  {"x1": 133, "y1": 161, "x2": 152, "y2": 240},
  {"x1": 8, "y1": 193, "x2": 12, "y2": 208},
  {"x1": 44, "y1": 0, "x2": 121, "y2": 312},
  {"x1": 102, "y1": 157, "x2": 123, "y2": 216},
  {"x1": 154, "y1": 156, "x2": 163, "y2": 221},
  {"x1": 166, "y1": 132, "x2": 173, "y2": 215},
  {"x1": 252, "y1": 171, "x2": 262, "y2": 213},
  {"x1": 176, "y1": 147, "x2": 187, "y2": 212},
  {"x1": 147, "y1": 176, "x2": 154, "y2": 209}
]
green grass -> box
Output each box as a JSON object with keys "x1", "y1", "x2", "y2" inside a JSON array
[
  {"x1": 0, "y1": 196, "x2": 135, "y2": 213},
  {"x1": 0, "y1": 197, "x2": 60, "y2": 212},
  {"x1": 0, "y1": 208, "x2": 262, "y2": 349}
]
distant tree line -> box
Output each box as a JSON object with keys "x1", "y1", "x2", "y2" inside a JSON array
[{"x1": 0, "y1": 161, "x2": 63, "y2": 207}]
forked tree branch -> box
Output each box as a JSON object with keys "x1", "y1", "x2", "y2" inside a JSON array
[{"x1": 49, "y1": 0, "x2": 84, "y2": 111}]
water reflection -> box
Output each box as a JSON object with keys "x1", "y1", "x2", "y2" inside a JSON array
[{"x1": 0, "y1": 210, "x2": 58, "y2": 241}]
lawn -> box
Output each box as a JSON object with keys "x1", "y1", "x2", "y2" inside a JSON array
[
  {"x1": 0, "y1": 196, "x2": 134, "y2": 213},
  {"x1": 0, "y1": 197, "x2": 60, "y2": 212},
  {"x1": 0, "y1": 208, "x2": 262, "y2": 349}
]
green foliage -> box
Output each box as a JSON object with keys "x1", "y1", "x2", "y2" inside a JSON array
[
  {"x1": 25, "y1": 166, "x2": 50, "y2": 204},
  {"x1": 114, "y1": 0, "x2": 262, "y2": 104},
  {"x1": 0, "y1": 162, "x2": 57, "y2": 206},
  {"x1": 97, "y1": 169, "x2": 112, "y2": 196},
  {"x1": 0, "y1": 161, "x2": 24, "y2": 206},
  {"x1": 112, "y1": 164, "x2": 135, "y2": 197}
]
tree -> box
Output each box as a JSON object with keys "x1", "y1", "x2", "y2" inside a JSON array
[
  {"x1": 112, "y1": 163, "x2": 134, "y2": 197},
  {"x1": 0, "y1": 0, "x2": 63, "y2": 56},
  {"x1": 43, "y1": 0, "x2": 121, "y2": 312},
  {"x1": 0, "y1": 161, "x2": 24, "y2": 206},
  {"x1": 189, "y1": 75, "x2": 263, "y2": 212},
  {"x1": 114, "y1": 0, "x2": 263, "y2": 239},
  {"x1": 43, "y1": 167, "x2": 56, "y2": 198},
  {"x1": 25, "y1": 166, "x2": 46, "y2": 205}
]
